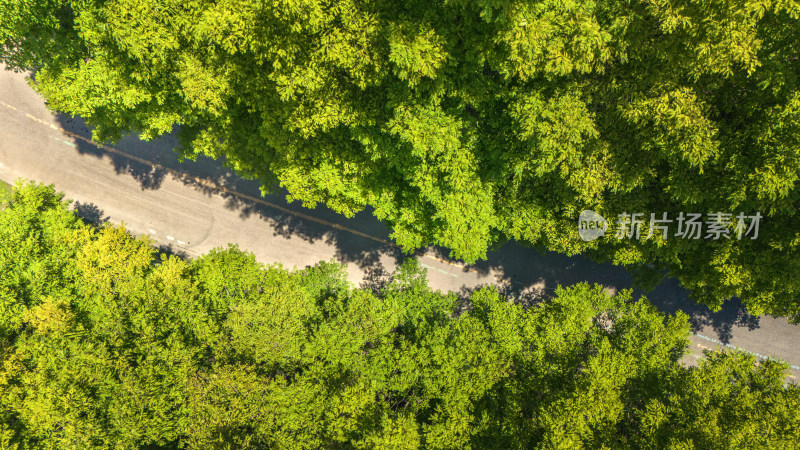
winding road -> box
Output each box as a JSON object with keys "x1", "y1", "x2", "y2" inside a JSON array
[{"x1": 1, "y1": 66, "x2": 797, "y2": 380}]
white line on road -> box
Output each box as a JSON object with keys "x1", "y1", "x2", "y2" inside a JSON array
[
  {"x1": 54, "y1": 137, "x2": 77, "y2": 148},
  {"x1": 10, "y1": 102, "x2": 798, "y2": 375},
  {"x1": 419, "y1": 262, "x2": 459, "y2": 278}
]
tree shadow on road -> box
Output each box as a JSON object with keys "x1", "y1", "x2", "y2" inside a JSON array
[
  {"x1": 56, "y1": 112, "x2": 171, "y2": 190},
  {"x1": 428, "y1": 239, "x2": 762, "y2": 344},
  {"x1": 53, "y1": 113, "x2": 406, "y2": 275},
  {"x1": 72, "y1": 200, "x2": 109, "y2": 227},
  {"x1": 53, "y1": 113, "x2": 766, "y2": 344}
]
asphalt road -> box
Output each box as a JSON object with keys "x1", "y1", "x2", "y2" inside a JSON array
[{"x1": 1, "y1": 67, "x2": 797, "y2": 380}]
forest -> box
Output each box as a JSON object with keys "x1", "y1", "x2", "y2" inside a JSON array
[
  {"x1": 0, "y1": 181, "x2": 797, "y2": 448},
  {"x1": 2, "y1": 0, "x2": 800, "y2": 319}
]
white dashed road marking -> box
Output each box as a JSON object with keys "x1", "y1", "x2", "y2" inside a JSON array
[
  {"x1": 166, "y1": 235, "x2": 175, "y2": 241},
  {"x1": 419, "y1": 262, "x2": 459, "y2": 278},
  {"x1": 54, "y1": 137, "x2": 76, "y2": 148}
]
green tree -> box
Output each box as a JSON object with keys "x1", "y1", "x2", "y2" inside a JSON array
[
  {"x1": 3, "y1": 0, "x2": 800, "y2": 318},
  {"x1": 0, "y1": 181, "x2": 798, "y2": 448}
]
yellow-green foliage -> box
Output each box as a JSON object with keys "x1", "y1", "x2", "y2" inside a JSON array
[{"x1": 0, "y1": 182, "x2": 797, "y2": 448}]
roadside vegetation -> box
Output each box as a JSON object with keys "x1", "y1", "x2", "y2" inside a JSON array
[
  {"x1": 4, "y1": 0, "x2": 800, "y2": 320},
  {"x1": 1, "y1": 181, "x2": 797, "y2": 448},
  {"x1": 0, "y1": 180, "x2": 13, "y2": 209}
]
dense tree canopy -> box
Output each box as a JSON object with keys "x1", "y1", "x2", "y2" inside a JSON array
[
  {"x1": 2, "y1": 0, "x2": 800, "y2": 318},
  {"x1": 0, "y1": 181, "x2": 798, "y2": 448}
]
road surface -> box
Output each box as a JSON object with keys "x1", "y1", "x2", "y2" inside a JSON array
[{"x1": 1, "y1": 66, "x2": 797, "y2": 380}]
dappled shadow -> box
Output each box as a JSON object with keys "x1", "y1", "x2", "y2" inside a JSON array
[
  {"x1": 53, "y1": 113, "x2": 406, "y2": 275},
  {"x1": 51, "y1": 113, "x2": 768, "y2": 345},
  {"x1": 646, "y1": 279, "x2": 761, "y2": 344},
  {"x1": 358, "y1": 259, "x2": 395, "y2": 296},
  {"x1": 72, "y1": 200, "x2": 109, "y2": 226},
  {"x1": 57, "y1": 113, "x2": 171, "y2": 190},
  {"x1": 432, "y1": 242, "x2": 762, "y2": 344}
]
